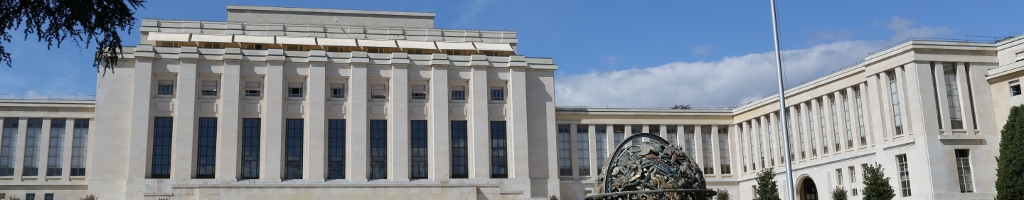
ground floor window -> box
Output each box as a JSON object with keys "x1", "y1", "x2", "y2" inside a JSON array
[{"x1": 370, "y1": 120, "x2": 387, "y2": 180}]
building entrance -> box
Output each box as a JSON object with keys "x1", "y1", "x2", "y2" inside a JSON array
[{"x1": 798, "y1": 177, "x2": 818, "y2": 200}]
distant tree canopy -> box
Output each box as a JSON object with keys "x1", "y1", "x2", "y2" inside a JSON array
[
  {"x1": 0, "y1": 0, "x2": 145, "y2": 72},
  {"x1": 671, "y1": 104, "x2": 692, "y2": 109}
]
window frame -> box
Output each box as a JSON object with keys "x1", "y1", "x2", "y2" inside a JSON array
[
  {"x1": 489, "y1": 86, "x2": 505, "y2": 101},
  {"x1": 287, "y1": 82, "x2": 304, "y2": 98},
  {"x1": 369, "y1": 120, "x2": 388, "y2": 180},
  {"x1": 284, "y1": 119, "x2": 304, "y2": 180},
  {"x1": 490, "y1": 121, "x2": 508, "y2": 178},
  {"x1": 450, "y1": 85, "x2": 466, "y2": 101},
  {"x1": 450, "y1": 121, "x2": 469, "y2": 178},
  {"x1": 327, "y1": 119, "x2": 346, "y2": 179},
  {"x1": 240, "y1": 118, "x2": 261, "y2": 179},
  {"x1": 46, "y1": 119, "x2": 65, "y2": 176},
  {"x1": 330, "y1": 83, "x2": 346, "y2": 99},
  {"x1": 150, "y1": 117, "x2": 173, "y2": 179},
  {"x1": 955, "y1": 149, "x2": 974, "y2": 193},
  {"x1": 157, "y1": 80, "x2": 175, "y2": 96},
  {"x1": 410, "y1": 120, "x2": 428, "y2": 179},
  {"x1": 195, "y1": 117, "x2": 217, "y2": 179}
]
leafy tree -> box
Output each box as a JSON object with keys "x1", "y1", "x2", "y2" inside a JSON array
[
  {"x1": 715, "y1": 188, "x2": 730, "y2": 200},
  {"x1": 861, "y1": 163, "x2": 895, "y2": 200},
  {"x1": 671, "y1": 104, "x2": 692, "y2": 109},
  {"x1": 0, "y1": 0, "x2": 145, "y2": 72},
  {"x1": 831, "y1": 187, "x2": 847, "y2": 200},
  {"x1": 754, "y1": 167, "x2": 780, "y2": 200},
  {"x1": 997, "y1": 105, "x2": 1024, "y2": 200}
]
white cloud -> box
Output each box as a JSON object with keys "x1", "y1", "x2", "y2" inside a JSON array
[
  {"x1": 555, "y1": 40, "x2": 887, "y2": 107},
  {"x1": 600, "y1": 55, "x2": 623, "y2": 68},
  {"x1": 692, "y1": 45, "x2": 714, "y2": 56},
  {"x1": 879, "y1": 16, "x2": 953, "y2": 42}
]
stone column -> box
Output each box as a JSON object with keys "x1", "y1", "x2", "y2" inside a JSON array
[
  {"x1": 37, "y1": 118, "x2": 51, "y2": 182},
  {"x1": 710, "y1": 125, "x2": 720, "y2": 175},
  {"x1": 390, "y1": 65, "x2": 410, "y2": 181},
  {"x1": 61, "y1": 118, "x2": 73, "y2": 181},
  {"x1": 263, "y1": 60, "x2": 284, "y2": 181},
  {"x1": 305, "y1": 61, "x2": 327, "y2": 181},
  {"x1": 127, "y1": 58, "x2": 153, "y2": 179},
  {"x1": 12, "y1": 118, "x2": 26, "y2": 181},
  {"x1": 865, "y1": 74, "x2": 885, "y2": 144},
  {"x1": 172, "y1": 58, "x2": 197, "y2": 179},
  {"x1": 508, "y1": 67, "x2": 529, "y2": 179},
  {"x1": 894, "y1": 67, "x2": 913, "y2": 135},
  {"x1": 588, "y1": 124, "x2": 598, "y2": 180},
  {"x1": 569, "y1": 124, "x2": 579, "y2": 179},
  {"x1": 218, "y1": 59, "x2": 241, "y2": 180},
  {"x1": 347, "y1": 63, "x2": 369, "y2": 182},
  {"x1": 694, "y1": 125, "x2": 705, "y2": 168},
  {"x1": 428, "y1": 65, "x2": 450, "y2": 180},
  {"x1": 469, "y1": 66, "x2": 489, "y2": 179}
]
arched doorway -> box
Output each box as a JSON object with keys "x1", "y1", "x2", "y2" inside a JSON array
[{"x1": 796, "y1": 176, "x2": 819, "y2": 200}]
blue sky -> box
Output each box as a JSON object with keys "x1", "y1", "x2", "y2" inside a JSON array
[{"x1": 2, "y1": 0, "x2": 1022, "y2": 107}]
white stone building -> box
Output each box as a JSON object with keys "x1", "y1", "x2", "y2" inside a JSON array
[{"x1": 1, "y1": 5, "x2": 1023, "y2": 200}]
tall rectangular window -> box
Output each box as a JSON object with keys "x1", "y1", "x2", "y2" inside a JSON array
[
  {"x1": 849, "y1": 166, "x2": 856, "y2": 183},
  {"x1": 631, "y1": 125, "x2": 642, "y2": 134},
  {"x1": 241, "y1": 118, "x2": 260, "y2": 179},
  {"x1": 718, "y1": 127, "x2": 731, "y2": 174},
  {"x1": 0, "y1": 118, "x2": 18, "y2": 176},
  {"x1": 595, "y1": 125, "x2": 607, "y2": 170},
  {"x1": 701, "y1": 126, "x2": 714, "y2": 174},
  {"x1": 450, "y1": 121, "x2": 468, "y2": 178},
  {"x1": 897, "y1": 154, "x2": 911, "y2": 196},
  {"x1": 46, "y1": 119, "x2": 65, "y2": 176},
  {"x1": 684, "y1": 125, "x2": 696, "y2": 159},
  {"x1": 410, "y1": 120, "x2": 428, "y2": 179},
  {"x1": 330, "y1": 83, "x2": 346, "y2": 99},
  {"x1": 157, "y1": 80, "x2": 175, "y2": 95},
  {"x1": 831, "y1": 97, "x2": 841, "y2": 152},
  {"x1": 888, "y1": 71, "x2": 904, "y2": 135},
  {"x1": 411, "y1": 85, "x2": 427, "y2": 100},
  {"x1": 613, "y1": 125, "x2": 625, "y2": 147},
  {"x1": 856, "y1": 88, "x2": 866, "y2": 145},
  {"x1": 755, "y1": 121, "x2": 764, "y2": 168},
  {"x1": 451, "y1": 86, "x2": 466, "y2": 100},
  {"x1": 327, "y1": 119, "x2": 346, "y2": 179},
  {"x1": 843, "y1": 92, "x2": 853, "y2": 148},
  {"x1": 284, "y1": 119, "x2": 304, "y2": 179},
  {"x1": 557, "y1": 124, "x2": 571, "y2": 176},
  {"x1": 195, "y1": 118, "x2": 217, "y2": 178},
  {"x1": 490, "y1": 87, "x2": 505, "y2": 101},
  {"x1": 807, "y1": 105, "x2": 817, "y2": 157},
  {"x1": 943, "y1": 64, "x2": 964, "y2": 129},
  {"x1": 836, "y1": 168, "x2": 844, "y2": 186},
  {"x1": 667, "y1": 125, "x2": 678, "y2": 145},
  {"x1": 23, "y1": 118, "x2": 42, "y2": 176},
  {"x1": 819, "y1": 99, "x2": 829, "y2": 153},
  {"x1": 370, "y1": 84, "x2": 387, "y2": 99},
  {"x1": 955, "y1": 149, "x2": 974, "y2": 193},
  {"x1": 748, "y1": 123, "x2": 755, "y2": 170},
  {"x1": 576, "y1": 125, "x2": 590, "y2": 176},
  {"x1": 44, "y1": 193, "x2": 53, "y2": 200},
  {"x1": 369, "y1": 120, "x2": 387, "y2": 180},
  {"x1": 1010, "y1": 80, "x2": 1021, "y2": 96},
  {"x1": 26, "y1": 193, "x2": 35, "y2": 200},
  {"x1": 288, "y1": 82, "x2": 304, "y2": 98},
  {"x1": 70, "y1": 119, "x2": 88, "y2": 176},
  {"x1": 490, "y1": 121, "x2": 508, "y2": 178},
  {"x1": 245, "y1": 81, "x2": 261, "y2": 97},
  {"x1": 151, "y1": 117, "x2": 173, "y2": 178},
  {"x1": 741, "y1": 125, "x2": 749, "y2": 172},
  {"x1": 201, "y1": 80, "x2": 218, "y2": 96},
  {"x1": 786, "y1": 113, "x2": 795, "y2": 161},
  {"x1": 767, "y1": 118, "x2": 775, "y2": 165},
  {"x1": 797, "y1": 108, "x2": 805, "y2": 159}
]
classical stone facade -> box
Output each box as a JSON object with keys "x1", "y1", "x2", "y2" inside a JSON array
[{"x1": 0, "y1": 5, "x2": 1023, "y2": 200}]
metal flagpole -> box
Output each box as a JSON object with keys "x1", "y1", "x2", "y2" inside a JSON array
[{"x1": 769, "y1": 0, "x2": 796, "y2": 200}]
